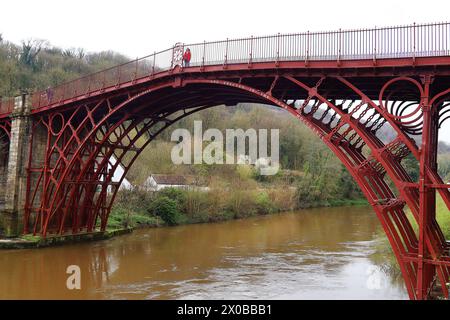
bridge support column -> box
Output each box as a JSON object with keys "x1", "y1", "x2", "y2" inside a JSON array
[
  {"x1": 1, "y1": 94, "x2": 31, "y2": 237},
  {"x1": 417, "y1": 76, "x2": 439, "y2": 299}
]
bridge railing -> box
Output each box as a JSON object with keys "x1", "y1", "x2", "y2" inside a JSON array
[
  {"x1": 184, "y1": 22, "x2": 450, "y2": 66},
  {"x1": 11, "y1": 22, "x2": 450, "y2": 111},
  {"x1": 29, "y1": 48, "x2": 173, "y2": 109},
  {"x1": 0, "y1": 98, "x2": 14, "y2": 116}
]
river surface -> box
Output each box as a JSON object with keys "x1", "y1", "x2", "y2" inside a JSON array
[{"x1": 0, "y1": 206, "x2": 408, "y2": 299}]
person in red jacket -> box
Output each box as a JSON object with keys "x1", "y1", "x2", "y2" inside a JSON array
[{"x1": 183, "y1": 48, "x2": 191, "y2": 67}]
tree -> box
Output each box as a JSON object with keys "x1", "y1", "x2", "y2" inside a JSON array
[
  {"x1": 438, "y1": 153, "x2": 450, "y2": 181},
  {"x1": 62, "y1": 48, "x2": 77, "y2": 58},
  {"x1": 20, "y1": 39, "x2": 48, "y2": 69},
  {"x1": 402, "y1": 154, "x2": 420, "y2": 182},
  {"x1": 76, "y1": 48, "x2": 85, "y2": 60}
]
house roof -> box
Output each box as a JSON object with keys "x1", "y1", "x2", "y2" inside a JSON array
[{"x1": 151, "y1": 174, "x2": 187, "y2": 185}]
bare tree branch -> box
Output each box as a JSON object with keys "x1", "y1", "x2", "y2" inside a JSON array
[{"x1": 20, "y1": 38, "x2": 49, "y2": 68}]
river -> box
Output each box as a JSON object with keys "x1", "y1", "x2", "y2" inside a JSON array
[{"x1": 0, "y1": 205, "x2": 408, "y2": 299}]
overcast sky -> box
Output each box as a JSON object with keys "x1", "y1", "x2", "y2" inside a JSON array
[
  {"x1": 1, "y1": 0, "x2": 450, "y2": 141},
  {"x1": 1, "y1": 0, "x2": 449, "y2": 57}
]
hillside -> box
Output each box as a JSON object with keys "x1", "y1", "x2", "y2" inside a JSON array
[
  {"x1": 0, "y1": 35, "x2": 129, "y2": 97},
  {"x1": 1, "y1": 35, "x2": 449, "y2": 200}
]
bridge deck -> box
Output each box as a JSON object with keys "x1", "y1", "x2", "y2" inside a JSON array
[{"x1": 0, "y1": 22, "x2": 449, "y2": 117}]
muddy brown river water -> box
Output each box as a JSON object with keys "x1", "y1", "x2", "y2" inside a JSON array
[{"x1": 0, "y1": 205, "x2": 408, "y2": 299}]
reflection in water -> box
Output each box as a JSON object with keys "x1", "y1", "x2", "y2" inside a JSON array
[{"x1": 0, "y1": 206, "x2": 407, "y2": 299}]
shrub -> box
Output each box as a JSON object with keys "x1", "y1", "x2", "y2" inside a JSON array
[
  {"x1": 158, "y1": 187, "x2": 186, "y2": 208},
  {"x1": 236, "y1": 164, "x2": 254, "y2": 180},
  {"x1": 107, "y1": 207, "x2": 133, "y2": 229},
  {"x1": 268, "y1": 188, "x2": 296, "y2": 211},
  {"x1": 149, "y1": 196, "x2": 182, "y2": 226},
  {"x1": 184, "y1": 190, "x2": 208, "y2": 218},
  {"x1": 114, "y1": 189, "x2": 153, "y2": 213},
  {"x1": 226, "y1": 189, "x2": 257, "y2": 218},
  {"x1": 255, "y1": 191, "x2": 277, "y2": 214},
  {"x1": 295, "y1": 175, "x2": 323, "y2": 208}
]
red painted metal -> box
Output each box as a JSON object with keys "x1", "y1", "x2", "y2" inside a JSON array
[
  {"x1": 0, "y1": 119, "x2": 11, "y2": 139},
  {"x1": 0, "y1": 119, "x2": 10, "y2": 172},
  {"x1": 1, "y1": 22, "x2": 449, "y2": 299},
  {"x1": 0, "y1": 98, "x2": 14, "y2": 117}
]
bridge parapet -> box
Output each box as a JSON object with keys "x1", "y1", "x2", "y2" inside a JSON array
[{"x1": 0, "y1": 97, "x2": 14, "y2": 117}]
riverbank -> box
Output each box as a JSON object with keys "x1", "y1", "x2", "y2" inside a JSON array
[
  {"x1": 107, "y1": 187, "x2": 368, "y2": 231},
  {"x1": 0, "y1": 187, "x2": 367, "y2": 250},
  {"x1": 0, "y1": 228, "x2": 133, "y2": 249},
  {"x1": 0, "y1": 198, "x2": 367, "y2": 250}
]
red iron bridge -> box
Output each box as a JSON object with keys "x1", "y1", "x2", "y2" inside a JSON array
[{"x1": 1, "y1": 22, "x2": 450, "y2": 300}]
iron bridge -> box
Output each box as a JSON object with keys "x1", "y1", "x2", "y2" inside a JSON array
[{"x1": 0, "y1": 22, "x2": 450, "y2": 300}]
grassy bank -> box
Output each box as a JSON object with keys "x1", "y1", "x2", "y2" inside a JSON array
[
  {"x1": 107, "y1": 186, "x2": 367, "y2": 230},
  {"x1": 371, "y1": 195, "x2": 450, "y2": 279},
  {"x1": 435, "y1": 196, "x2": 450, "y2": 237}
]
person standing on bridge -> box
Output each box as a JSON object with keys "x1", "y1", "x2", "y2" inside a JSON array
[
  {"x1": 183, "y1": 48, "x2": 191, "y2": 67},
  {"x1": 46, "y1": 86, "x2": 54, "y2": 103}
]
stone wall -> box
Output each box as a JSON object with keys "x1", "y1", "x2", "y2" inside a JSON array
[
  {"x1": 1, "y1": 94, "x2": 31, "y2": 237},
  {"x1": 0, "y1": 135, "x2": 8, "y2": 213}
]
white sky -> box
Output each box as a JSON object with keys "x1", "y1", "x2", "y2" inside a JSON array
[
  {"x1": 2, "y1": 0, "x2": 449, "y2": 57},
  {"x1": 1, "y1": 0, "x2": 450, "y2": 141}
]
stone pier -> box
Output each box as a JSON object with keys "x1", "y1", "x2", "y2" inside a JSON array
[
  {"x1": 0, "y1": 129, "x2": 7, "y2": 214},
  {"x1": 1, "y1": 94, "x2": 31, "y2": 237}
]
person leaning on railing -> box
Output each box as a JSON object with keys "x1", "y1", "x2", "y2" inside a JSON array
[{"x1": 183, "y1": 48, "x2": 191, "y2": 67}]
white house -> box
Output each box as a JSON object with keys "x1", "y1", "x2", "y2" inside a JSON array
[{"x1": 143, "y1": 174, "x2": 188, "y2": 191}]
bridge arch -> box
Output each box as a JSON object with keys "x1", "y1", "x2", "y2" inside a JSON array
[{"x1": 21, "y1": 74, "x2": 450, "y2": 299}]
